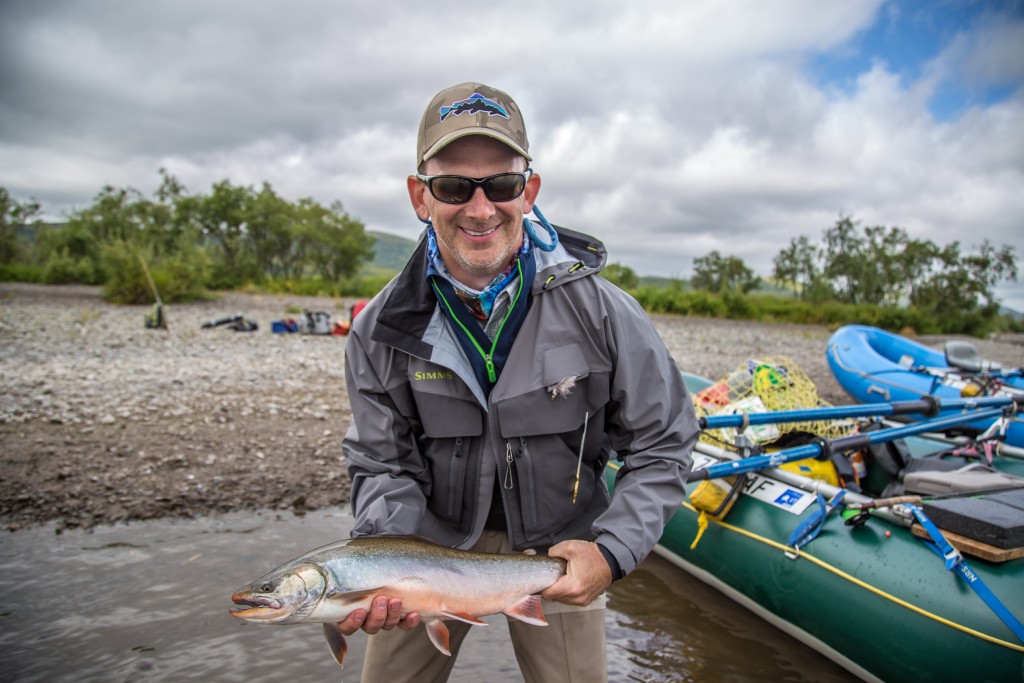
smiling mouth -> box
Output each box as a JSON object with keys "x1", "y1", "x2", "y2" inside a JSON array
[{"x1": 461, "y1": 225, "x2": 499, "y2": 237}]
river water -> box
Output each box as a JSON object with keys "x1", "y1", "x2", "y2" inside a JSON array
[{"x1": 0, "y1": 508, "x2": 860, "y2": 682}]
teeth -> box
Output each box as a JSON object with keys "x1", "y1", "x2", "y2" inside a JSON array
[{"x1": 463, "y1": 226, "x2": 498, "y2": 237}]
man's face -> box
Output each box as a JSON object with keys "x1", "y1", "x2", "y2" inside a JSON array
[{"x1": 408, "y1": 136, "x2": 540, "y2": 289}]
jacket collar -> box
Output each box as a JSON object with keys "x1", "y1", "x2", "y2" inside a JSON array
[{"x1": 371, "y1": 224, "x2": 607, "y2": 356}]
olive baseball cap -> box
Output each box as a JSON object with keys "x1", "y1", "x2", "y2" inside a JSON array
[{"x1": 416, "y1": 82, "x2": 531, "y2": 168}]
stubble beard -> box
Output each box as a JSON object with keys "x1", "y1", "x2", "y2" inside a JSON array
[{"x1": 435, "y1": 216, "x2": 524, "y2": 284}]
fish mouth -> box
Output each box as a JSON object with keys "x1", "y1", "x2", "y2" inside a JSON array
[{"x1": 230, "y1": 592, "x2": 286, "y2": 621}]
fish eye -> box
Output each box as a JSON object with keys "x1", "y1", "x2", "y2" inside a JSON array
[{"x1": 260, "y1": 581, "x2": 274, "y2": 592}]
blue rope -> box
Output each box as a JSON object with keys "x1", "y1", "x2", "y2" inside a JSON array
[{"x1": 525, "y1": 205, "x2": 559, "y2": 251}]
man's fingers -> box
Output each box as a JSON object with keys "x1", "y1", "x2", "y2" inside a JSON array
[
  {"x1": 361, "y1": 596, "x2": 390, "y2": 634},
  {"x1": 338, "y1": 598, "x2": 416, "y2": 636},
  {"x1": 541, "y1": 539, "x2": 611, "y2": 606},
  {"x1": 399, "y1": 612, "x2": 421, "y2": 630},
  {"x1": 337, "y1": 608, "x2": 367, "y2": 636},
  {"x1": 382, "y1": 597, "x2": 403, "y2": 629}
]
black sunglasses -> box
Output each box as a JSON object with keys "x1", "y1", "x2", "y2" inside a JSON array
[{"x1": 416, "y1": 169, "x2": 531, "y2": 204}]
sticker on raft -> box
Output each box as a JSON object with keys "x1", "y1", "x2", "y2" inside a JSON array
[
  {"x1": 691, "y1": 453, "x2": 814, "y2": 515},
  {"x1": 229, "y1": 535, "x2": 565, "y2": 668}
]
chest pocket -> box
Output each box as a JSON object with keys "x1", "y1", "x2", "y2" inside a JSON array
[
  {"x1": 500, "y1": 343, "x2": 609, "y2": 436},
  {"x1": 410, "y1": 367, "x2": 483, "y2": 529},
  {"x1": 495, "y1": 345, "x2": 611, "y2": 541}
]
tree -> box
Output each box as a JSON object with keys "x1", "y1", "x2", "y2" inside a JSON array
[
  {"x1": 0, "y1": 187, "x2": 42, "y2": 264},
  {"x1": 177, "y1": 180, "x2": 257, "y2": 287},
  {"x1": 691, "y1": 250, "x2": 760, "y2": 293},
  {"x1": 822, "y1": 216, "x2": 870, "y2": 304},
  {"x1": 774, "y1": 215, "x2": 1018, "y2": 333},
  {"x1": 295, "y1": 200, "x2": 374, "y2": 282},
  {"x1": 245, "y1": 183, "x2": 298, "y2": 278},
  {"x1": 3, "y1": 171, "x2": 380, "y2": 294},
  {"x1": 602, "y1": 262, "x2": 639, "y2": 290},
  {"x1": 911, "y1": 240, "x2": 1018, "y2": 331},
  {"x1": 772, "y1": 235, "x2": 822, "y2": 300}
]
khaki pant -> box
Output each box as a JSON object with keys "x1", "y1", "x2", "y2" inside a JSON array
[{"x1": 360, "y1": 531, "x2": 608, "y2": 683}]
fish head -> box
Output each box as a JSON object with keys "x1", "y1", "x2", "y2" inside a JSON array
[{"x1": 230, "y1": 563, "x2": 326, "y2": 624}]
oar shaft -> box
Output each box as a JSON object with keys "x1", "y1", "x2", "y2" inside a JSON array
[
  {"x1": 689, "y1": 406, "x2": 1009, "y2": 482},
  {"x1": 699, "y1": 396, "x2": 1016, "y2": 430}
]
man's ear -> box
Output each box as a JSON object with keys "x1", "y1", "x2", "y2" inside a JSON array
[
  {"x1": 522, "y1": 172, "x2": 541, "y2": 214},
  {"x1": 407, "y1": 175, "x2": 431, "y2": 222}
]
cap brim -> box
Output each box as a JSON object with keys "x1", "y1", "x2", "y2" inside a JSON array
[{"x1": 420, "y1": 128, "x2": 532, "y2": 165}]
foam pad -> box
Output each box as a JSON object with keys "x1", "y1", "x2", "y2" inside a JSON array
[{"x1": 923, "y1": 489, "x2": 1024, "y2": 550}]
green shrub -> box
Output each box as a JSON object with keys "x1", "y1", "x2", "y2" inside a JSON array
[
  {"x1": 101, "y1": 241, "x2": 210, "y2": 304},
  {"x1": 0, "y1": 262, "x2": 43, "y2": 282},
  {"x1": 42, "y1": 248, "x2": 100, "y2": 285}
]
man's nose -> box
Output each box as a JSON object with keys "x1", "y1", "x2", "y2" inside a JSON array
[{"x1": 462, "y1": 186, "x2": 497, "y2": 219}]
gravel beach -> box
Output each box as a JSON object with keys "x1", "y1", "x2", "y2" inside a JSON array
[{"x1": 3, "y1": 282, "x2": 1022, "y2": 532}]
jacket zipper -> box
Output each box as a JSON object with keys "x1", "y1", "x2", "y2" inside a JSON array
[
  {"x1": 515, "y1": 437, "x2": 538, "y2": 526},
  {"x1": 485, "y1": 397, "x2": 520, "y2": 547},
  {"x1": 447, "y1": 436, "x2": 463, "y2": 520},
  {"x1": 430, "y1": 260, "x2": 525, "y2": 384}
]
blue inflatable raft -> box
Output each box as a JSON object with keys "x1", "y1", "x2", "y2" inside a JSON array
[{"x1": 827, "y1": 325, "x2": 1024, "y2": 447}]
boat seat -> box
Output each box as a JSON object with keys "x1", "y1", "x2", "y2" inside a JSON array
[
  {"x1": 901, "y1": 460, "x2": 1024, "y2": 496},
  {"x1": 944, "y1": 339, "x2": 1002, "y2": 373}
]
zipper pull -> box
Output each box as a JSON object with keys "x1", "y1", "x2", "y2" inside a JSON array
[
  {"x1": 453, "y1": 436, "x2": 462, "y2": 458},
  {"x1": 485, "y1": 356, "x2": 497, "y2": 384},
  {"x1": 504, "y1": 442, "x2": 515, "y2": 490}
]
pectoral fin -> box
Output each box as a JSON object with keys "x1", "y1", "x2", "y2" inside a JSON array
[
  {"x1": 322, "y1": 623, "x2": 348, "y2": 668},
  {"x1": 326, "y1": 587, "x2": 385, "y2": 605},
  {"x1": 425, "y1": 619, "x2": 452, "y2": 656},
  {"x1": 441, "y1": 611, "x2": 487, "y2": 625},
  {"x1": 502, "y1": 595, "x2": 548, "y2": 626}
]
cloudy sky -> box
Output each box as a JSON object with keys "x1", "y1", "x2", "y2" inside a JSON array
[{"x1": 3, "y1": 0, "x2": 1023, "y2": 309}]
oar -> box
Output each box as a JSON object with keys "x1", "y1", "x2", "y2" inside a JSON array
[
  {"x1": 699, "y1": 395, "x2": 1019, "y2": 430},
  {"x1": 688, "y1": 406, "x2": 1012, "y2": 482}
]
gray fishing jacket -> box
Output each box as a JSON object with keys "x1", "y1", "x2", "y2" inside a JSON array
[{"x1": 342, "y1": 224, "x2": 697, "y2": 576}]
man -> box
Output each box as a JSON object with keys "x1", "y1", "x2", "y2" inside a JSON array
[{"x1": 340, "y1": 82, "x2": 697, "y2": 682}]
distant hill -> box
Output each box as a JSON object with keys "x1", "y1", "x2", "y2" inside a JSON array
[
  {"x1": 1000, "y1": 305, "x2": 1024, "y2": 321},
  {"x1": 638, "y1": 275, "x2": 688, "y2": 289},
  {"x1": 365, "y1": 230, "x2": 418, "y2": 275}
]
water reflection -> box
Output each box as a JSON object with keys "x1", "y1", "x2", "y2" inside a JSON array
[{"x1": 0, "y1": 508, "x2": 859, "y2": 682}]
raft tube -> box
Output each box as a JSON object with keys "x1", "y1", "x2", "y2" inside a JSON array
[{"x1": 826, "y1": 324, "x2": 1024, "y2": 447}]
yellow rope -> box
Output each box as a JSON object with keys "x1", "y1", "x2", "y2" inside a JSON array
[
  {"x1": 682, "y1": 498, "x2": 1024, "y2": 653},
  {"x1": 607, "y1": 462, "x2": 1024, "y2": 653}
]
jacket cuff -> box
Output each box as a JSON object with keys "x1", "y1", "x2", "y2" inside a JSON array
[
  {"x1": 595, "y1": 533, "x2": 637, "y2": 578},
  {"x1": 596, "y1": 542, "x2": 624, "y2": 581}
]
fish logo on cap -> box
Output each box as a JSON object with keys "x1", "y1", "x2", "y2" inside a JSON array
[{"x1": 439, "y1": 93, "x2": 510, "y2": 122}]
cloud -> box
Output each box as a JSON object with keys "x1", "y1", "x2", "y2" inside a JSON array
[{"x1": 1, "y1": 0, "x2": 1021, "y2": 309}]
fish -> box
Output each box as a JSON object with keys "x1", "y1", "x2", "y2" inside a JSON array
[{"x1": 229, "y1": 535, "x2": 566, "y2": 667}]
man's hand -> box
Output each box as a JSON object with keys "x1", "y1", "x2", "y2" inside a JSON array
[
  {"x1": 337, "y1": 596, "x2": 421, "y2": 636},
  {"x1": 540, "y1": 540, "x2": 612, "y2": 606}
]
